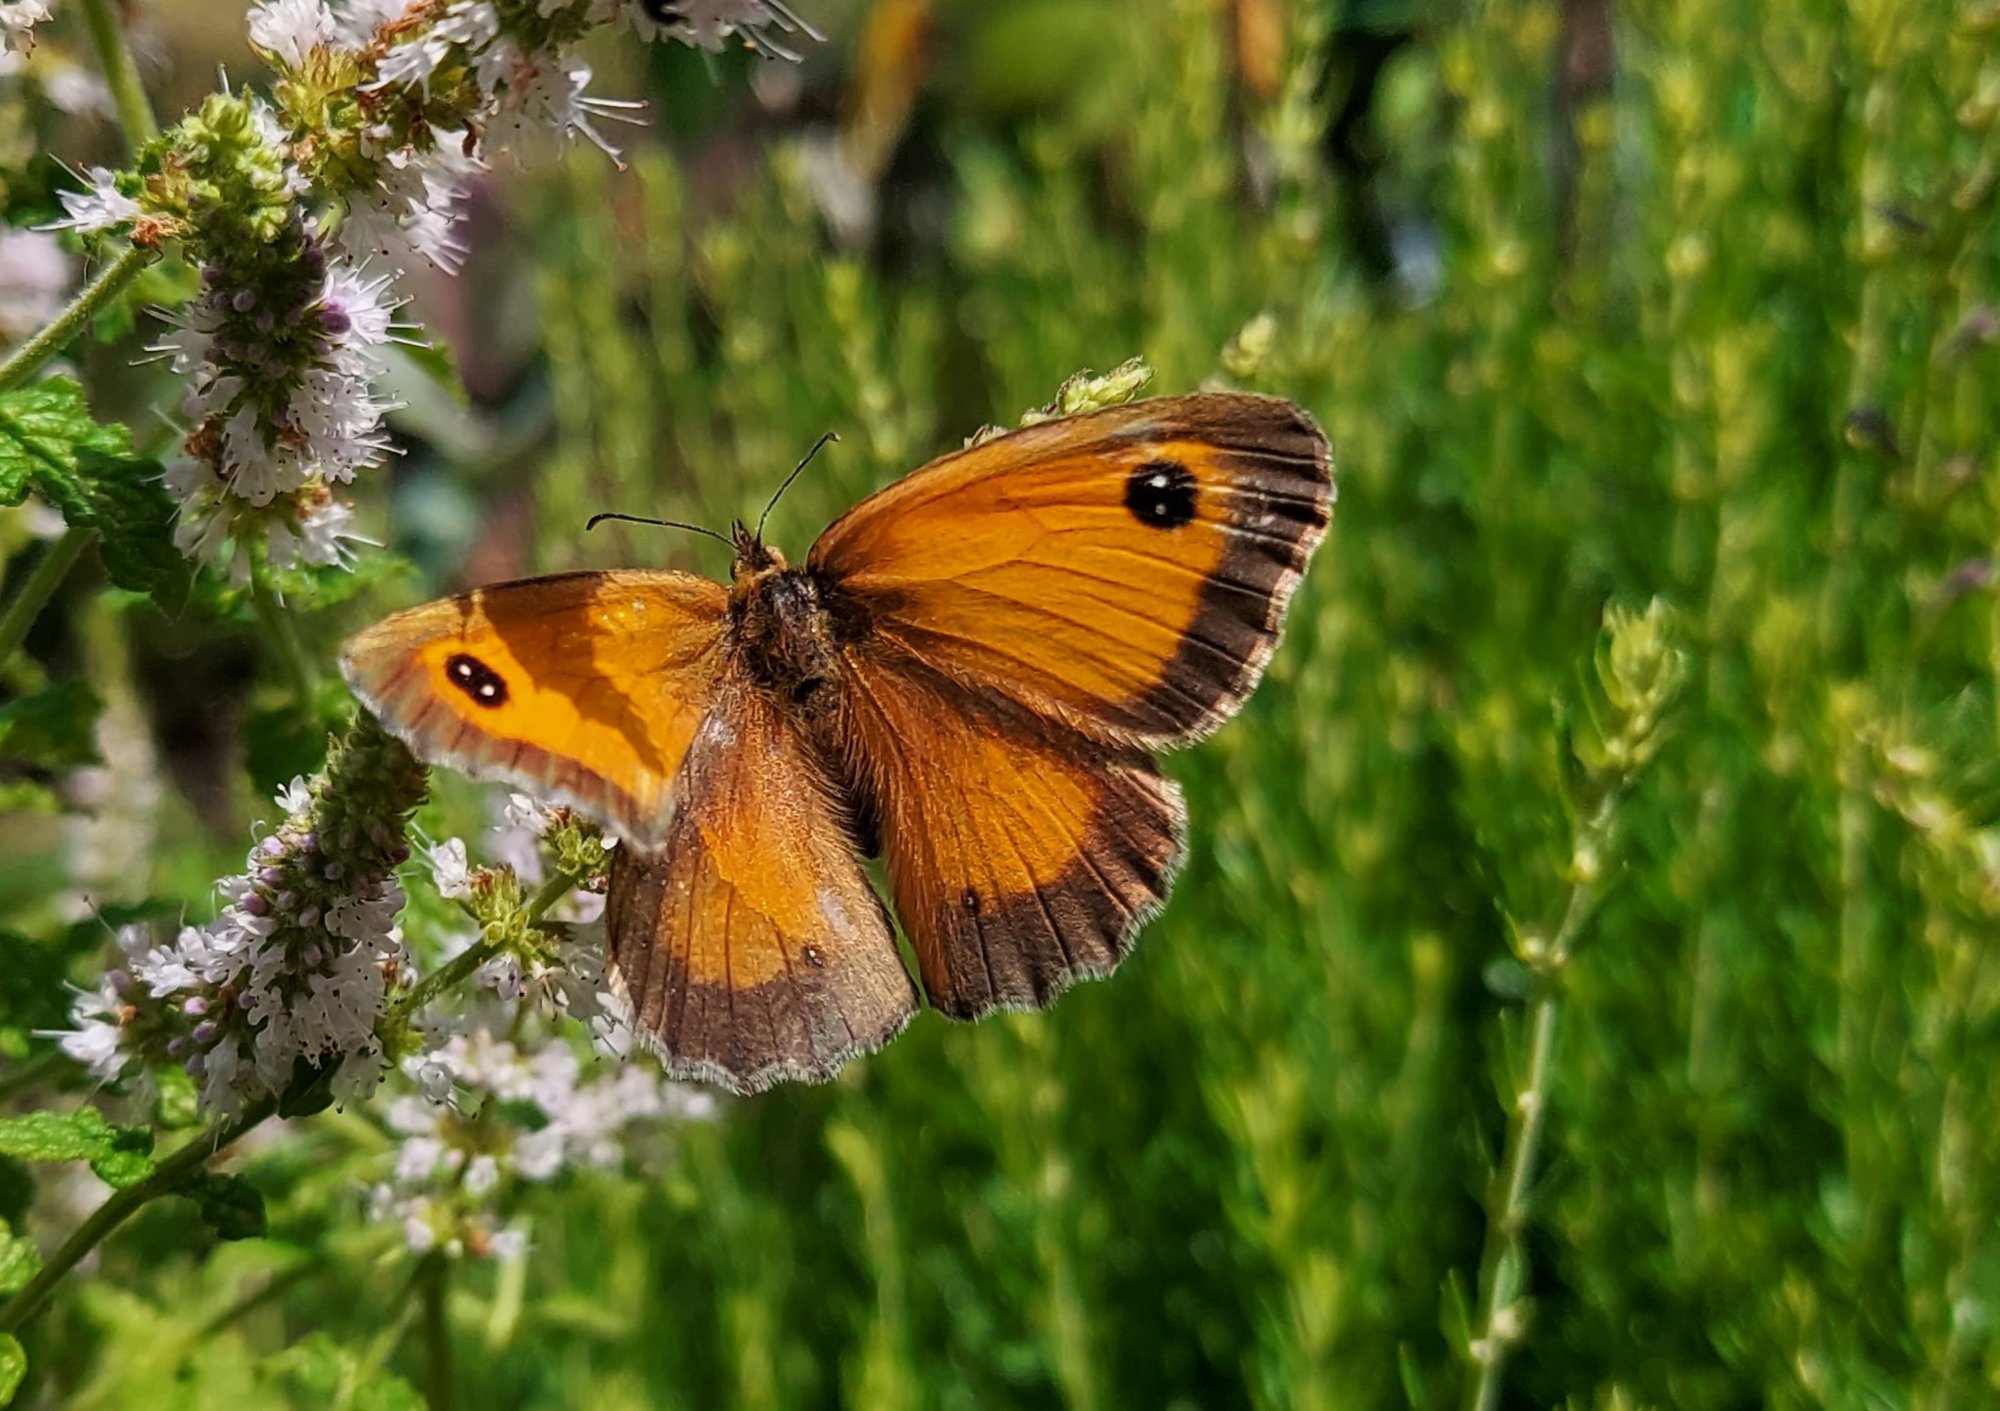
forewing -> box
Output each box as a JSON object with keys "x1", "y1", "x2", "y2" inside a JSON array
[
  {"x1": 605, "y1": 684, "x2": 919, "y2": 1092},
  {"x1": 341, "y1": 570, "x2": 728, "y2": 846},
  {"x1": 808, "y1": 393, "x2": 1332, "y2": 748}
]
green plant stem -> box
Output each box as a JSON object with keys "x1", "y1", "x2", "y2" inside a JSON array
[
  {"x1": 1462, "y1": 993, "x2": 1559, "y2": 1411},
  {"x1": 79, "y1": 0, "x2": 159, "y2": 149},
  {"x1": 252, "y1": 574, "x2": 320, "y2": 707},
  {"x1": 1461, "y1": 792, "x2": 1618, "y2": 1411},
  {"x1": 0, "y1": 1096, "x2": 276, "y2": 1335},
  {"x1": 418, "y1": 1250, "x2": 453, "y2": 1411},
  {"x1": 0, "y1": 527, "x2": 93, "y2": 670},
  {"x1": 0, "y1": 245, "x2": 154, "y2": 393}
]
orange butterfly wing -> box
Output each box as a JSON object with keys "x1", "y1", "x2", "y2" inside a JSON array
[
  {"x1": 808, "y1": 393, "x2": 1332, "y2": 747},
  {"x1": 838, "y1": 655, "x2": 1184, "y2": 1018},
  {"x1": 604, "y1": 684, "x2": 918, "y2": 1091},
  {"x1": 340, "y1": 571, "x2": 728, "y2": 846},
  {"x1": 815, "y1": 393, "x2": 1332, "y2": 1018}
]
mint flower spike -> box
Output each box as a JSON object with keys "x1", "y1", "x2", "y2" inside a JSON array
[{"x1": 59, "y1": 717, "x2": 429, "y2": 1117}]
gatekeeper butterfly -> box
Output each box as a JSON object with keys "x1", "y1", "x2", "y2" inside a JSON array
[{"x1": 343, "y1": 394, "x2": 1332, "y2": 1092}]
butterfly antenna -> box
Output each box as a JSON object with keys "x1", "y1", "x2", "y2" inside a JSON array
[
  {"x1": 756, "y1": 431, "x2": 839, "y2": 541},
  {"x1": 585, "y1": 512, "x2": 734, "y2": 549}
]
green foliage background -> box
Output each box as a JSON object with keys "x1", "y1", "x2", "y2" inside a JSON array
[{"x1": 8, "y1": 0, "x2": 2000, "y2": 1406}]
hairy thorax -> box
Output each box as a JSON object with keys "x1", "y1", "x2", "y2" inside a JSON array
[{"x1": 728, "y1": 535, "x2": 853, "y2": 711}]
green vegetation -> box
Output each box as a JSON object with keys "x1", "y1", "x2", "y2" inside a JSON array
[{"x1": 3, "y1": 0, "x2": 1997, "y2": 1406}]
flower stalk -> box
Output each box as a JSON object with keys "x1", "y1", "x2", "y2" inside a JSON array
[
  {"x1": 0, "y1": 525, "x2": 92, "y2": 669},
  {"x1": 1460, "y1": 600, "x2": 1687, "y2": 1411}
]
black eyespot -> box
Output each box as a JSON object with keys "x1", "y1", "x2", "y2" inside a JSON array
[
  {"x1": 446, "y1": 653, "x2": 509, "y2": 709},
  {"x1": 961, "y1": 888, "x2": 982, "y2": 916},
  {"x1": 1124, "y1": 459, "x2": 1198, "y2": 529}
]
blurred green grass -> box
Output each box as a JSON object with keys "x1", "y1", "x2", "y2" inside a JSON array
[{"x1": 25, "y1": 0, "x2": 2000, "y2": 1405}]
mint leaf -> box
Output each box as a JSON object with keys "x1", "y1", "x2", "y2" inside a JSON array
[
  {"x1": 0, "y1": 1332, "x2": 23, "y2": 1407},
  {"x1": 0, "y1": 679, "x2": 102, "y2": 768},
  {"x1": 185, "y1": 1171, "x2": 265, "y2": 1241},
  {"x1": 0, "y1": 1108, "x2": 156, "y2": 1189},
  {"x1": 0, "y1": 379, "x2": 191, "y2": 613},
  {"x1": 0, "y1": 1219, "x2": 39, "y2": 1297},
  {"x1": 72, "y1": 448, "x2": 191, "y2": 614},
  {"x1": 0, "y1": 379, "x2": 128, "y2": 502}
]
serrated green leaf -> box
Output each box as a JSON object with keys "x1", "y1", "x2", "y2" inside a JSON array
[
  {"x1": 0, "y1": 1219, "x2": 39, "y2": 1297},
  {"x1": 0, "y1": 679, "x2": 101, "y2": 768},
  {"x1": 0, "y1": 1107, "x2": 155, "y2": 1191},
  {"x1": 0, "y1": 1332, "x2": 23, "y2": 1406},
  {"x1": 185, "y1": 1171, "x2": 266, "y2": 1241},
  {"x1": 0, "y1": 379, "x2": 128, "y2": 505},
  {"x1": 89, "y1": 1144, "x2": 157, "y2": 1190},
  {"x1": 71, "y1": 448, "x2": 191, "y2": 613},
  {"x1": 0, "y1": 380, "x2": 190, "y2": 613}
]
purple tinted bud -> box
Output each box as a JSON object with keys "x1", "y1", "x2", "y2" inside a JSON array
[
  {"x1": 320, "y1": 304, "x2": 352, "y2": 337},
  {"x1": 256, "y1": 310, "x2": 275, "y2": 334},
  {"x1": 259, "y1": 835, "x2": 288, "y2": 860},
  {"x1": 244, "y1": 892, "x2": 270, "y2": 917},
  {"x1": 303, "y1": 943, "x2": 323, "y2": 967},
  {"x1": 107, "y1": 969, "x2": 134, "y2": 996},
  {"x1": 191, "y1": 1021, "x2": 218, "y2": 1045},
  {"x1": 167, "y1": 1037, "x2": 187, "y2": 1057},
  {"x1": 276, "y1": 891, "x2": 297, "y2": 910},
  {"x1": 300, "y1": 832, "x2": 319, "y2": 854},
  {"x1": 260, "y1": 866, "x2": 285, "y2": 887},
  {"x1": 183, "y1": 996, "x2": 208, "y2": 1017},
  {"x1": 232, "y1": 288, "x2": 256, "y2": 313},
  {"x1": 186, "y1": 1053, "x2": 205, "y2": 1076},
  {"x1": 325, "y1": 861, "x2": 344, "y2": 881},
  {"x1": 299, "y1": 905, "x2": 321, "y2": 927}
]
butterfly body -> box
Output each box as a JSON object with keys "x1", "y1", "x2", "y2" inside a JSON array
[{"x1": 344, "y1": 393, "x2": 1333, "y2": 1092}]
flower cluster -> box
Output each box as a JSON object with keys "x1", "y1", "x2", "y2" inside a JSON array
[
  {"x1": 370, "y1": 1024, "x2": 714, "y2": 1259},
  {"x1": 51, "y1": 0, "x2": 816, "y2": 582},
  {"x1": 60, "y1": 718, "x2": 428, "y2": 1115}
]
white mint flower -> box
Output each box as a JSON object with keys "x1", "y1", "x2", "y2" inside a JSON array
[
  {"x1": 53, "y1": 925, "x2": 170, "y2": 1083},
  {"x1": 49, "y1": 168, "x2": 142, "y2": 234},
  {"x1": 644, "y1": 0, "x2": 820, "y2": 59},
  {"x1": 0, "y1": 0, "x2": 52, "y2": 56},
  {"x1": 341, "y1": 0, "x2": 415, "y2": 40},
  {"x1": 247, "y1": 0, "x2": 341, "y2": 69},
  {"x1": 58, "y1": 730, "x2": 422, "y2": 1116},
  {"x1": 429, "y1": 838, "x2": 474, "y2": 900}
]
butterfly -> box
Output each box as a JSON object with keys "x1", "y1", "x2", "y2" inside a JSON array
[{"x1": 342, "y1": 393, "x2": 1333, "y2": 1093}]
